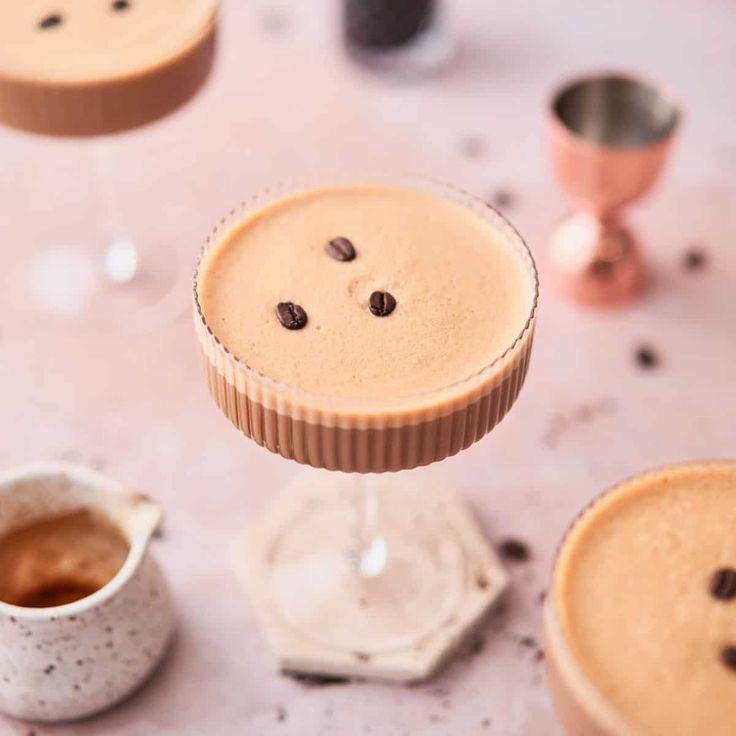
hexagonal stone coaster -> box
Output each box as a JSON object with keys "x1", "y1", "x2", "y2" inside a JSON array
[{"x1": 233, "y1": 471, "x2": 508, "y2": 683}]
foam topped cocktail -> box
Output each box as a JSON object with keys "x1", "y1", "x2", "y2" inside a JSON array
[
  {"x1": 546, "y1": 461, "x2": 736, "y2": 734},
  {"x1": 194, "y1": 173, "x2": 538, "y2": 677}
]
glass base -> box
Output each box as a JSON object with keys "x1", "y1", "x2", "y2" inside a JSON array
[
  {"x1": 27, "y1": 238, "x2": 188, "y2": 332},
  {"x1": 345, "y1": 26, "x2": 454, "y2": 80},
  {"x1": 266, "y1": 474, "x2": 466, "y2": 655}
]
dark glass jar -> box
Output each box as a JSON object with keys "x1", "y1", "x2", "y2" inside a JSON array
[{"x1": 343, "y1": 0, "x2": 452, "y2": 79}]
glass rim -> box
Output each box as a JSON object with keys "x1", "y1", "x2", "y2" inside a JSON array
[
  {"x1": 549, "y1": 70, "x2": 681, "y2": 151},
  {"x1": 550, "y1": 459, "x2": 736, "y2": 572},
  {"x1": 546, "y1": 458, "x2": 736, "y2": 733},
  {"x1": 193, "y1": 170, "x2": 539, "y2": 411},
  {"x1": 543, "y1": 458, "x2": 736, "y2": 733}
]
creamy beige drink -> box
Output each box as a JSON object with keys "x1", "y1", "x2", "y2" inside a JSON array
[
  {"x1": 195, "y1": 179, "x2": 538, "y2": 472},
  {"x1": 199, "y1": 184, "x2": 535, "y2": 401},
  {"x1": 0, "y1": 509, "x2": 129, "y2": 608},
  {"x1": 0, "y1": 0, "x2": 217, "y2": 135},
  {"x1": 545, "y1": 461, "x2": 736, "y2": 736}
]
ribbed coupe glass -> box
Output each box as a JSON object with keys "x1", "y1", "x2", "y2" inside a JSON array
[{"x1": 193, "y1": 172, "x2": 538, "y2": 660}]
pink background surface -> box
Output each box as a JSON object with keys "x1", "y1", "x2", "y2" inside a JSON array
[{"x1": 1, "y1": 0, "x2": 735, "y2": 733}]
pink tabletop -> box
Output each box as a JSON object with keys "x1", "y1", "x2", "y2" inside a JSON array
[{"x1": 0, "y1": 1, "x2": 734, "y2": 733}]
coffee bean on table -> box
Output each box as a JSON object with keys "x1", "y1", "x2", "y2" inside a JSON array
[
  {"x1": 683, "y1": 248, "x2": 707, "y2": 271},
  {"x1": 369, "y1": 291, "x2": 396, "y2": 317},
  {"x1": 491, "y1": 188, "x2": 515, "y2": 209},
  {"x1": 459, "y1": 134, "x2": 485, "y2": 160},
  {"x1": 276, "y1": 302, "x2": 308, "y2": 330},
  {"x1": 498, "y1": 538, "x2": 531, "y2": 563},
  {"x1": 635, "y1": 345, "x2": 659, "y2": 370},
  {"x1": 720, "y1": 645, "x2": 736, "y2": 671},
  {"x1": 710, "y1": 567, "x2": 736, "y2": 600},
  {"x1": 326, "y1": 237, "x2": 356, "y2": 262}
]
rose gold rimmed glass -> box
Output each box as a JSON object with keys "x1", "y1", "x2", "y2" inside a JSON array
[
  {"x1": 547, "y1": 72, "x2": 680, "y2": 306},
  {"x1": 193, "y1": 172, "x2": 538, "y2": 677}
]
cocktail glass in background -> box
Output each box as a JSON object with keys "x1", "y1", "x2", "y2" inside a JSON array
[
  {"x1": 545, "y1": 461, "x2": 736, "y2": 735},
  {"x1": 0, "y1": 1, "x2": 218, "y2": 330}
]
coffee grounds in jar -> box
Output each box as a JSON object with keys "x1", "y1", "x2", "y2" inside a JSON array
[{"x1": 344, "y1": 0, "x2": 435, "y2": 50}]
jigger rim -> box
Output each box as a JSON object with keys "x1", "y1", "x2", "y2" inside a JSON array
[{"x1": 548, "y1": 69, "x2": 682, "y2": 152}]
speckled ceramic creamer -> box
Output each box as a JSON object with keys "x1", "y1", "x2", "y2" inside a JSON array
[{"x1": 0, "y1": 463, "x2": 173, "y2": 722}]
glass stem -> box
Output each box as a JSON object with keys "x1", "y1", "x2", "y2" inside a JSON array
[
  {"x1": 351, "y1": 474, "x2": 387, "y2": 578},
  {"x1": 90, "y1": 140, "x2": 122, "y2": 238},
  {"x1": 90, "y1": 140, "x2": 140, "y2": 285}
]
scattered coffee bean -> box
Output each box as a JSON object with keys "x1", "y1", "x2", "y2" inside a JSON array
[
  {"x1": 460, "y1": 134, "x2": 485, "y2": 160},
  {"x1": 635, "y1": 345, "x2": 659, "y2": 370},
  {"x1": 498, "y1": 538, "x2": 530, "y2": 562},
  {"x1": 721, "y1": 645, "x2": 736, "y2": 671},
  {"x1": 38, "y1": 14, "x2": 62, "y2": 29},
  {"x1": 710, "y1": 567, "x2": 736, "y2": 600},
  {"x1": 284, "y1": 671, "x2": 349, "y2": 687},
  {"x1": 684, "y1": 248, "x2": 707, "y2": 271},
  {"x1": 276, "y1": 302, "x2": 308, "y2": 330},
  {"x1": 491, "y1": 188, "x2": 515, "y2": 209},
  {"x1": 468, "y1": 637, "x2": 485, "y2": 656},
  {"x1": 369, "y1": 290, "x2": 396, "y2": 317},
  {"x1": 458, "y1": 637, "x2": 485, "y2": 661},
  {"x1": 326, "y1": 237, "x2": 356, "y2": 262}
]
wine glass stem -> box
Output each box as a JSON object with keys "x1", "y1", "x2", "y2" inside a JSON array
[
  {"x1": 90, "y1": 141, "x2": 140, "y2": 285},
  {"x1": 90, "y1": 140, "x2": 123, "y2": 236},
  {"x1": 351, "y1": 474, "x2": 387, "y2": 578}
]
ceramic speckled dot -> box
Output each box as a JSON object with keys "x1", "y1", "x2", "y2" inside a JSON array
[{"x1": 0, "y1": 463, "x2": 173, "y2": 722}]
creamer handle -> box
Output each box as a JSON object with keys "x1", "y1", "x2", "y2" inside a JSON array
[{"x1": 125, "y1": 491, "x2": 163, "y2": 540}]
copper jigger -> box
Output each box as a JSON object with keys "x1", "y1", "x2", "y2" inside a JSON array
[{"x1": 548, "y1": 73, "x2": 681, "y2": 306}]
